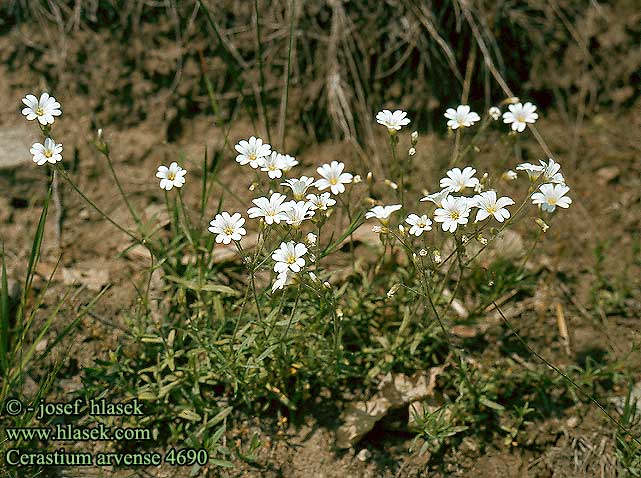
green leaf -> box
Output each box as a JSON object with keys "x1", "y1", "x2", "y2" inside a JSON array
[
  {"x1": 0, "y1": 245, "x2": 9, "y2": 372},
  {"x1": 480, "y1": 396, "x2": 505, "y2": 411},
  {"x1": 178, "y1": 409, "x2": 202, "y2": 421}
]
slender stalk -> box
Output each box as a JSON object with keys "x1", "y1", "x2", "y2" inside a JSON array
[
  {"x1": 103, "y1": 149, "x2": 141, "y2": 227},
  {"x1": 493, "y1": 300, "x2": 641, "y2": 448},
  {"x1": 253, "y1": 0, "x2": 271, "y2": 144},
  {"x1": 278, "y1": 0, "x2": 296, "y2": 150},
  {"x1": 56, "y1": 165, "x2": 141, "y2": 244}
]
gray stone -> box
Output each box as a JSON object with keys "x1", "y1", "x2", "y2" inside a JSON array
[{"x1": 0, "y1": 126, "x2": 39, "y2": 169}]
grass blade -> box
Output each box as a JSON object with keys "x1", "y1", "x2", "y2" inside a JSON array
[{"x1": 0, "y1": 244, "x2": 9, "y2": 372}]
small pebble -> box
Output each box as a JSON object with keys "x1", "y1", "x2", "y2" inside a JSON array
[{"x1": 356, "y1": 448, "x2": 371, "y2": 462}]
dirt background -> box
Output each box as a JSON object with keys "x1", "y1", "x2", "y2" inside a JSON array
[{"x1": 1, "y1": 1, "x2": 640, "y2": 477}]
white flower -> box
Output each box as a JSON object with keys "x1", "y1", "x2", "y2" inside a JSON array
[
  {"x1": 488, "y1": 106, "x2": 501, "y2": 120},
  {"x1": 282, "y1": 176, "x2": 315, "y2": 200},
  {"x1": 472, "y1": 191, "x2": 515, "y2": 222},
  {"x1": 420, "y1": 189, "x2": 450, "y2": 207},
  {"x1": 306, "y1": 192, "x2": 336, "y2": 211},
  {"x1": 539, "y1": 158, "x2": 565, "y2": 184},
  {"x1": 235, "y1": 136, "x2": 271, "y2": 168},
  {"x1": 408, "y1": 147, "x2": 416, "y2": 156},
  {"x1": 503, "y1": 102, "x2": 538, "y2": 132},
  {"x1": 208, "y1": 212, "x2": 246, "y2": 244},
  {"x1": 434, "y1": 196, "x2": 471, "y2": 232},
  {"x1": 516, "y1": 159, "x2": 565, "y2": 184},
  {"x1": 272, "y1": 241, "x2": 307, "y2": 273},
  {"x1": 21, "y1": 93, "x2": 61, "y2": 125},
  {"x1": 280, "y1": 154, "x2": 298, "y2": 172},
  {"x1": 376, "y1": 109, "x2": 411, "y2": 132},
  {"x1": 440, "y1": 167, "x2": 480, "y2": 193},
  {"x1": 272, "y1": 269, "x2": 295, "y2": 292},
  {"x1": 283, "y1": 200, "x2": 315, "y2": 228},
  {"x1": 30, "y1": 138, "x2": 63, "y2": 165},
  {"x1": 516, "y1": 162, "x2": 544, "y2": 181},
  {"x1": 315, "y1": 161, "x2": 353, "y2": 195},
  {"x1": 531, "y1": 183, "x2": 572, "y2": 213},
  {"x1": 260, "y1": 151, "x2": 287, "y2": 179},
  {"x1": 405, "y1": 214, "x2": 432, "y2": 236},
  {"x1": 444, "y1": 105, "x2": 481, "y2": 129},
  {"x1": 365, "y1": 204, "x2": 402, "y2": 224},
  {"x1": 306, "y1": 232, "x2": 317, "y2": 246},
  {"x1": 247, "y1": 193, "x2": 289, "y2": 224},
  {"x1": 156, "y1": 162, "x2": 187, "y2": 190}
]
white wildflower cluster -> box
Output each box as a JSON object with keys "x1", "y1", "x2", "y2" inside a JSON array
[
  {"x1": 20, "y1": 90, "x2": 570, "y2": 299},
  {"x1": 21, "y1": 93, "x2": 64, "y2": 166},
  {"x1": 213, "y1": 136, "x2": 355, "y2": 292},
  {"x1": 363, "y1": 103, "x2": 571, "y2": 254},
  {"x1": 441, "y1": 102, "x2": 539, "y2": 133}
]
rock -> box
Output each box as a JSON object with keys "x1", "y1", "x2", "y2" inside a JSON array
[
  {"x1": 596, "y1": 166, "x2": 620, "y2": 184},
  {"x1": 565, "y1": 416, "x2": 580, "y2": 428},
  {"x1": 335, "y1": 367, "x2": 443, "y2": 449},
  {"x1": 356, "y1": 448, "x2": 371, "y2": 462},
  {"x1": 61, "y1": 266, "x2": 110, "y2": 291},
  {"x1": 0, "y1": 126, "x2": 39, "y2": 169}
]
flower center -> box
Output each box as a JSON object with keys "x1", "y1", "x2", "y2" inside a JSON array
[
  {"x1": 329, "y1": 178, "x2": 338, "y2": 185},
  {"x1": 249, "y1": 152, "x2": 257, "y2": 161},
  {"x1": 516, "y1": 114, "x2": 526, "y2": 123},
  {"x1": 167, "y1": 172, "x2": 176, "y2": 180},
  {"x1": 546, "y1": 198, "x2": 557, "y2": 206},
  {"x1": 286, "y1": 255, "x2": 296, "y2": 264},
  {"x1": 36, "y1": 107, "x2": 44, "y2": 116},
  {"x1": 44, "y1": 150, "x2": 53, "y2": 158},
  {"x1": 224, "y1": 226, "x2": 234, "y2": 235},
  {"x1": 450, "y1": 211, "x2": 460, "y2": 220},
  {"x1": 486, "y1": 206, "x2": 497, "y2": 214}
]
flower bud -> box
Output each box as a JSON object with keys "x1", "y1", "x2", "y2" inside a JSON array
[
  {"x1": 488, "y1": 107, "x2": 501, "y2": 120},
  {"x1": 408, "y1": 147, "x2": 416, "y2": 156},
  {"x1": 353, "y1": 174, "x2": 362, "y2": 184},
  {"x1": 411, "y1": 131, "x2": 419, "y2": 145},
  {"x1": 366, "y1": 171, "x2": 373, "y2": 184},
  {"x1": 384, "y1": 179, "x2": 398, "y2": 190},
  {"x1": 387, "y1": 284, "x2": 400, "y2": 298},
  {"x1": 502, "y1": 170, "x2": 517, "y2": 181},
  {"x1": 536, "y1": 218, "x2": 550, "y2": 233},
  {"x1": 502, "y1": 97, "x2": 520, "y2": 105},
  {"x1": 306, "y1": 232, "x2": 317, "y2": 246}
]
